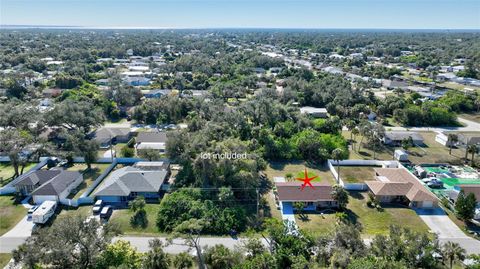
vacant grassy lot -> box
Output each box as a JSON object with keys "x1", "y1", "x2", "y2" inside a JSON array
[
  {"x1": 0, "y1": 196, "x2": 27, "y2": 236},
  {"x1": 347, "y1": 192, "x2": 429, "y2": 238},
  {"x1": 0, "y1": 254, "x2": 12, "y2": 268},
  {"x1": 343, "y1": 131, "x2": 465, "y2": 164},
  {"x1": 459, "y1": 113, "x2": 480, "y2": 124},
  {"x1": 67, "y1": 163, "x2": 111, "y2": 199},
  {"x1": 0, "y1": 163, "x2": 36, "y2": 186},
  {"x1": 336, "y1": 166, "x2": 376, "y2": 183},
  {"x1": 265, "y1": 161, "x2": 336, "y2": 184},
  {"x1": 295, "y1": 212, "x2": 337, "y2": 237},
  {"x1": 438, "y1": 82, "x2": 480, "y2": 92},
  {"x1": 110, "y1": 203, "x2": 165, "y2": 236}
]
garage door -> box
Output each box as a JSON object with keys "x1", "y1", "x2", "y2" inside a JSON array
[{"x1": 422, "y1": 201, "x2": 433, "y2": 208}]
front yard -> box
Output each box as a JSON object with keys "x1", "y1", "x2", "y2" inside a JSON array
[
  {"x1": 295, "y1": 212, "x2": 337, "y2": 237},
  {"x1": 347, "y1": 192, "x2": 430, "y2": 237},
  {"x1": 66, "y1": 163, "x2": 111, "y2": 199},
  {"x1": 0, "y1": 196, "x2": 27, "y2": 236},
  {"x1": 0, "y1": 254, "x2": 12, "y2": 268},
  {"x1": 110, "y1": 204, "x2": 164, "y2": 236}
]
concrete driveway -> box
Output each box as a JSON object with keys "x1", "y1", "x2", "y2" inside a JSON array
[
  {"x1": 416, "y1": 208, "x2": 466, "y2": 238},
  {"x1": 2, "y1": 216, "x2": 35, "y2": 238},
  {"x1": 415, "y1": 208, "x2": 480, "y2": 254}
]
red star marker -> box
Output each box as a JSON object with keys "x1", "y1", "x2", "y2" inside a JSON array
[{"x1": 295, "y1": 168, "x2": 317, "y2": 190}]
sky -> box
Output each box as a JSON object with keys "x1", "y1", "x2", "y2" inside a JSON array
[{"x1": 1, "y1": 0, "x2": 479, "y2": 29}]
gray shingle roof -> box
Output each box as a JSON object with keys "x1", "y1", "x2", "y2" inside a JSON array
[
  {"x1": 93, "y1": 167, "x2": 167, "y2": 197},
  {"x1": 136, "y1": 132, "x2": 167, "y2": 143},
  {"x1": 14, "y1": 170, "x2": 62, "y2": 187},
  {"x1": 384, "y1": 131, "x2": 424, "y2": 142},
  {"x1": 93, "y1": 127, "x2": 131, "y2": 143},
  {"x1": 31, "y1": 171, "x2": 82, "y2": 196}
]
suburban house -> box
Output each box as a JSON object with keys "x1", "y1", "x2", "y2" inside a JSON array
[
  {"x1": 382, "y1": 79, "x2": 408, "y2": 90},
  {"x1": 13, "y1": 170, "x2": 62, "y2": 195},
  {"x1": 124, "y1": 77, "x2": 150, "y2": 86},
  {"x1": 299, "y1": 106, "x2": 328, "y2": 118},
  {"x1": 91, "y1": 127, "x2": 132, "y2": 149},
  {"x1": 31, "y1": 171, "x2": 83, "y2": 204},
  {"x1": 457, "y1": 185, "x2": 480, "y2": 206},
  {"x1": 135, "y1": 132, "x2": 168, "y2": 153},
  {"x1": 435, "y1": 132, "x2": 454, "y2": 147},
  {"x1": 13, "y1": 169, "x2": 83, "y2": 204},
  {"x1": 383, "y1": 131, "x2": 424, "y2": 146},
  {"x1": 93, "y1": 166, "x2": 168, "y2": 204},
  {"x1": 274, "y1": 182, "x2": 338, "y2": 210},
  {"x1": 365, "y1": 168, "x2": 438, "y2": 208},
  {"x1": 457, "y1": 133, "x2": 480, "y2": 146},
  {"x1": 436, "y1": 132, "x2": 480, "y2": 147},
  {"x1": 142, "y1": 89, "x2": 172, "y2": 99}
]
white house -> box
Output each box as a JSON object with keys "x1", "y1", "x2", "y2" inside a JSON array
[
  {"x1": 300, "y1": 107, "x2": 328, "y2": 118},
  {"x1": 31, "y1": 171, "x2": 83, "y2": 204}
]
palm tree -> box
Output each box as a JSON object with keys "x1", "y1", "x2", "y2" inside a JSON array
[
  {"x1": 467, "y1": 144, "x2": 478, "y2": 166},
  {"x1": 442, "y1": 241, "x2": 466, "y2": 269},
  {"x1": 351, "y1": 128, "x2": 359, "y2": 151},
  {"x1": 331, "y1": 185, "x2": 349, "y2": 210},
  {"x1": 447, "y1": 134, "x2": 458, "y2": 155},
  {"x1": 331, "y1": 148, "x2": 344, "y2": 183},
  {"x1": 345, "y1": 120, "x2": 356, "y2": 141}
]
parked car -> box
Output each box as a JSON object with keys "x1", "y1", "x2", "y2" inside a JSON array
[
  {"x1": 100, "y1": 206, "x2": 113, "y2": 220},
  {"x1": 427, "y1": 180, "x2": 444, "y2": 189},
  {"x1": 92, "y1": 200, "x2": 103, "y2": 215},
  {"x1": 27, "y1": 206, "x2": 39, "y2": 218}
]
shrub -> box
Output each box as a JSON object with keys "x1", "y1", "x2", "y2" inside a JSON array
[{"x1": 121, "y1": 146, "x2": 135, "y2": 157}]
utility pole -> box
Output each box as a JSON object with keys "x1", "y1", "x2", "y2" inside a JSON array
[
  {"x1": 109, "y1": 135, "x2": 114, "y2": 162},
  {"x1": 256, "y1": 188, "x2": 259, "y2": 218}
]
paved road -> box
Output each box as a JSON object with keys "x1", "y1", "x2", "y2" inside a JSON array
[
  {"x1": 415, "y1": 208, "x2": 480, "y2": 255},
  {"x1": 115, "y1": 236, "x2": 256, "y2": 253},
  {"x1": 387, "y1": 117, "x2": 480, "y2": 133}
]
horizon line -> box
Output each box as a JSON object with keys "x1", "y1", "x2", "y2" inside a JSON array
[{"x1": 1, "y1": 25, "x2": 480, "y2": 31}]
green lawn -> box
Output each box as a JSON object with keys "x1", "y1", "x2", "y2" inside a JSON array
[
  {"x1": 295, "y1": 212, "x2": 337, "y2": 237},
  {"x1": 264, "y1": 192, "x2": 282, "y2": 220},
  {"x1": 336, "y1": 166, "x2": 377, "y2": 183},
  {"x1": 0, "y1": 163, "x2": 37, "y2": 186},
  {"x1": 343, "y1": 131, "x2": 465, "y2": 164},
  {"x1": 58, "y1": 205, "x2": 92, "y2": 218},
  {"x1": 265, "y1": 161, "x2": 336, "y2": 184},
  {"x1": 0, "y1": 253, "x2": 12, "y2": 268},
  {"x1": 110, "y1": 203, "x2": 165, "y2": 236},
  {"x1": 347, "y1": 192, "x2": 430, "y2": 238},
  {"x1": 0, "y1": 196, "x2": 28, "y2": 236},
  {"x1": 66, "y1": 163, "x2": 111, "y2": 199}
]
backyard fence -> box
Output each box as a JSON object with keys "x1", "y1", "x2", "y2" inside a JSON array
[{"x1": 327, "y1": 159, "x2": 399, "y2": 191}]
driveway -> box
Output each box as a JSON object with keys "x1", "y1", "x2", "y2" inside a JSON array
[
  {"x1": 0, "y1": 216, "x2": 35, "y2": 253},
  {"x1": 2, "y1": 216, "x2": 34, "y2": 238},
  {"x1": 415, "y1": 208, "x2": 480, "y2": 254}
]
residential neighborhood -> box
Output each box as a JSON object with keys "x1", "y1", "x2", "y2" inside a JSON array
[{"x1": 0, "y1": 9, "x2": 480, "y2": 268}]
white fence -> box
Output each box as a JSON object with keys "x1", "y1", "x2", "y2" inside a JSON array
[{"x1": 327, "y1": 159, "x2": 399, "y2": 191}]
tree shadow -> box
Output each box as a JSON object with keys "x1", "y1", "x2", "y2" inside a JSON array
[{"x1": 358, "y1": 151, "x2": 371, "y2": 157}]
